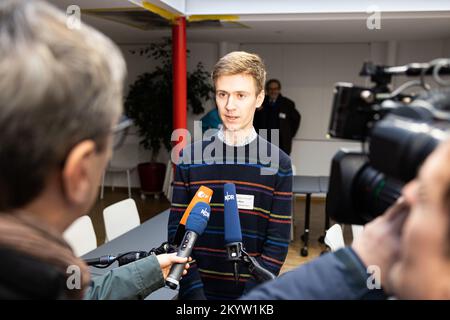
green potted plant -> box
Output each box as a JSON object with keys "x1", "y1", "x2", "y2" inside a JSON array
[{"x1": 124, "y1": 38, "x2": 213, "y2": 197}]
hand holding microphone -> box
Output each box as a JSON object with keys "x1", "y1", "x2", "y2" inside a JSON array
[
  {"x1": 166, "y1": 202, "x2": 211, "y2": 289},
  {"x1": 157, "y1": 253, "x2": 192, "y2": 279}
]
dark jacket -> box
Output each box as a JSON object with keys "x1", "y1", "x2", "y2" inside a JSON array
[
  {"x1": 0, "y1": 247, "x2": 165, "y2": 300},
  {"x1": 253, "y1": 94, "x2": 301, "y2": 155},
  {"x1": 0, "y1": 248, "x2": 67, "y2": 299},
  {"x1": 241, "y1": 247, "x2": 387, "y2": 300}
]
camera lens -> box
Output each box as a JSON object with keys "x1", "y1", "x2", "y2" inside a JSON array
[
  {"x1": 327, "y1": 150, "x2": 402, "y2": 225},
  {"x1": 354, "y1": 165, "x2": 402, "y2": 223}
]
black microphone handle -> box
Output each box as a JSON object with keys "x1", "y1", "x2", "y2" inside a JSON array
[
  {"x1": 84, "y1": 255, "x2": 116, "y2": 266},
  {"x1": 246, "y1": 255, "x2": 276, "y2": 282},
  {"x1": 166, "y1": 230, "x2": 198, "y2": 289},
  {"x1": 117, "y1": 251, "x2": 149, "y2": 266},
  {"x1": 225, "y1": 242, "x2": 243, "y2": 261}
]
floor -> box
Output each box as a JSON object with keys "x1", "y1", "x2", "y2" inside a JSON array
[{"x1": 89, "y1": 188, "x2": 352, "y2": 272}]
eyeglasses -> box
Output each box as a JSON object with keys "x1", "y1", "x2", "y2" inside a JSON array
[
  {"x1": 113, "y1": 117, "x2": 133, "y2": 134},
  {"x1": 112, "y1": 116, "x2": 133, "y2": 150}
]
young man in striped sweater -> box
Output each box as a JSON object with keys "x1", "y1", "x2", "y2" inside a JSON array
[{"x1": 168, "y1": 51, "x2": 293, "y2": 300}]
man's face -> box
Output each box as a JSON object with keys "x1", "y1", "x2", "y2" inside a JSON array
[
  {"x1": 388, "y1": 140, "x2": 450, "y2": 299},
  {"x1": 215, "y1": 74, "x2": 264, "y2": 132},
  {"x1": 267, "y1": 81, "x2": 281, "y2": 101}
]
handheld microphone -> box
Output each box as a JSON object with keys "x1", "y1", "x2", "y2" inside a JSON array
[
  {"x1": 84, "y1": 251, "x2": 148, "y2": 267},
  {"x1": 84, "y1": 255, "x2": 116, "y2": 266},
  {"x1": 223, "y1": 183, "x2": 244, "y2": 283},
  {"x1": 173, "y1": 186, "x2": 213, "y2": 246},
  {"x1": 166, "y1": 202, "x2": 211, "y2": 289},
  {"x1": 84, "y1": 242, "x2": 176, "y2": 268},
  {"x1": 117, "y1": 251, "x2": 149, "y2": 266}
]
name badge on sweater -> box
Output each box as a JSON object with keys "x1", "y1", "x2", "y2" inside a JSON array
[
  {"x1": 279, "y1": 112, "x2": 287, "y2": 119},
  {"x1": 236, "y1": 194, "x2": 254, "y2": 210}
]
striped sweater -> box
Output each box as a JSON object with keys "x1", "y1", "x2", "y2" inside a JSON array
[{"x1": 168, "y1": 134, "x2": 292, "y2": 300}]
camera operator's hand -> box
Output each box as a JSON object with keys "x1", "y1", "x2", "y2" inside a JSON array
[
  {"x1": 352, "y1": 198, "x2": 409, "y2": 293},
  {"x1": 156, "y1": 253, "x2": 192, "y2": 279}
]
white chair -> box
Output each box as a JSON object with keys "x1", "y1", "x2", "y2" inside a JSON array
[
  {"x1": 324, "y1": 224, "x2": 346, "y2": 252},
  {"x1": 103, "y1": 198, "x2": 141, "y2": 242},
  {"x1": 100, "y1": 163, "x2": 134, "y2": 199},
  {"x1": 100, "y1": 120, "x2": 135, "y2": 199},
  {"x1": 63, "y1": 215, "x2": 97, "y2": 257},
  {"x1": 325, "y1": 224, "x2": 365, "y2": 252},
  {"x1": 162, "y1": 160, "x2": 174, "y2": 201}
]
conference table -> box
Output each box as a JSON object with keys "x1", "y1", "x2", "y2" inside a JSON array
[
  {"x1": 82, "y1": 209, "x2": 177, "y2": 300},
  {"x1": 292, "y1": 176, "x2": 330, "y2": 257}
]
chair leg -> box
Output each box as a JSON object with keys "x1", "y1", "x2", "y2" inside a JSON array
[
  {"x1": 100, "y1": 171, "x2": 106, "y2": 199},
  {"x1": 301, "y1": 193, "x2": 311, "y2": 257},
  {"x1": 127, "y1": 169, "x2": 131, "y2": 198}
]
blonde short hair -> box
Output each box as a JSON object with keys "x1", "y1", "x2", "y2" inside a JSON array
[{"x1": 212, "y1": 51, "x2": 266, "y2": 95}]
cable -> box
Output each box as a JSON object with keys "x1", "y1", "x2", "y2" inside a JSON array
[
  {"x1": 86, "y1": 241, "x2": 177, "y2": 268},
  {"x1": 90, "y1": 251, "x2": 143, "y2": 268},
  {"x1": 431, "y1": 58, "x2": 450, "y2": 86}
]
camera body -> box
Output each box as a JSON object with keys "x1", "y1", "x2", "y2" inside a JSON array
[{"x1": 326, "y1": 61, "x2": 450, "y2": 224}]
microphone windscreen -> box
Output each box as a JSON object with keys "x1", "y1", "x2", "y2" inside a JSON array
[
  {"x1": 223, "y1": 183, "x2": 242, "y2": 244},
  {"x1": 180, "y1": 186, "x2": 213, "y2": 225},
  {"x1": 185, "y1": 202, "x2": 210, "y2": 235}
]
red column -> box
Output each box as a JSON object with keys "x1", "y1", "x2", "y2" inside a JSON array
[
  {"x1": 172, "y1": 16, "x2": 187, "y2": 132},
  {"x1": 172, "y1": 17, "x2": 187, "y2": 167}
]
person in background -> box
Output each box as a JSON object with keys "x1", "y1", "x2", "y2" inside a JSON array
[
  {"x1": 253, "y1": 79, "x2": 301, "y2": 155},
  {"x1": 201, "y1": 107, "x2": 223, "y2": 133}
]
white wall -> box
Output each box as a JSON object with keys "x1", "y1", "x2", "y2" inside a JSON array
[
  {"x1": 242, "y1": 39, "x2": 450, "y2": 175},
  {"x1": 106, "y1": 38, "x2": 450, "y2": 187}
]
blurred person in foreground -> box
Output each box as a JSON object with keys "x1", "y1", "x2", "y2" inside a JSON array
[{"x1": 0, "y1": 0, "x2": 188, "y2": 300}]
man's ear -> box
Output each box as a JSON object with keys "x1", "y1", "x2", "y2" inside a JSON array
[
  {"x1": 256, "y1": 90, "x2": 265, "y2": 108},
  {"x1": 62, "y1": 140, "x2": 97, "y2": 206}
]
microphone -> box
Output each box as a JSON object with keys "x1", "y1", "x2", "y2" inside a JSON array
[
  {"x1": 166, "y1": 202, "x2": 211, "y2": 289},
  {"x1": 223, "y1": 183, "x2": 276, "y2": 284},
  {"x1": 84, "y1": 252, "x2": 148, "y2": 267},
  {"x1": 223, "y1": 183, "x2": 244, "y2": 283},
  {"x1": 84, "y1": 242, "x2": 176, "y2": 267},
  {"x1": 84, "y1": 255, "x2": 116, "y2": 266},
  {"x1": 117, "y1": 251, "x2": 149, "y2": 266},
  {"x1": 173, "y1": 186, "x2": 213, "y2": 246}
]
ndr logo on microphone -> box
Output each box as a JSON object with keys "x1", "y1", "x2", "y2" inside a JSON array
[
  {"x1": 201, "y1": 208, "x2": 210, "y2": 218},
  {"x1": 224, "y1": 192, "x2": 235, "y2": 201}
]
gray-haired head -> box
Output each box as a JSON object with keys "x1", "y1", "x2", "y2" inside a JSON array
[{"x1": 0, "y1": 0, "x2": 126, "y2": 211}]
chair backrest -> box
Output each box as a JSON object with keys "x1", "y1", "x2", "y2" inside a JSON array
[
  {"x1": 325, "y1": 224, "x2": 365, "y2": 252},
  {"x1": 103, "y1": 198, "x2": 141, "y2": 242},
  {"x1": 63, "y1": 215, "x2": 97, "y2": 257},
  {"x1": 291, "y1": 164, "x2": 297, "y2": 176},
  {"x1": 324, "y1": 224, "x2": 345, "y2": 252}
]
